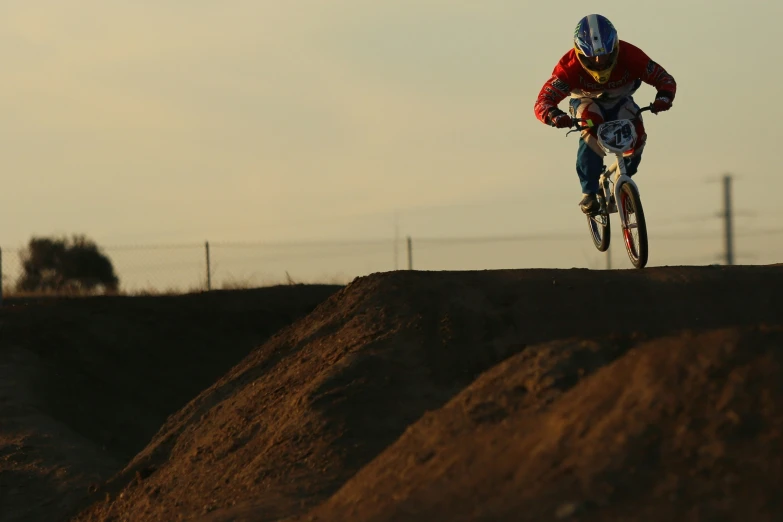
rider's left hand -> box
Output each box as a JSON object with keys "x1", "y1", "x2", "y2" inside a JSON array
[{"x1": 652, "y1": 95, "x2": 673, "y2": 114}]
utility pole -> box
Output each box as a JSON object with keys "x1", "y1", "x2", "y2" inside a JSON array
[
  {"x1": 723, "y1": 174, "x2": 734, "y2": 265},
  {"x1": 205, "y1": 241, "x2": 212, "y2": 290},
  {"x1": 394, "y1": 213, "x2": 399, "y2": 270}
]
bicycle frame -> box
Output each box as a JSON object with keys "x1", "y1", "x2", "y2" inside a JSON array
[{"x1": 569, "y1": 105, "x2": 652, "y2": 233}]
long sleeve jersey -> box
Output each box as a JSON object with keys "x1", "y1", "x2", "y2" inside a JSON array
[{"x1": 534, "y1": 40, "x2": 677, "y2": 125}]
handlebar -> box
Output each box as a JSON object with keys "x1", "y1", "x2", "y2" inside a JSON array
[{"x1": 565, "y1": 103, "x2": 656, "y2": 136}]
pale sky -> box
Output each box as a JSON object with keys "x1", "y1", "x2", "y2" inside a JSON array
[{"x1": 1, "y1": 1, "x2": 781, "y2": 289}]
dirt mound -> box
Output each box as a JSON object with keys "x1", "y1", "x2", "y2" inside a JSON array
[
  {"x1": 302, "y1": 326, "x2": 783, "y2": 522},
  {"x1": 65, "y1": 265, "x2": 783, "y2": 522},
  {"x1": 0, "y1": 285, "x2": 340, "y2": 522}
]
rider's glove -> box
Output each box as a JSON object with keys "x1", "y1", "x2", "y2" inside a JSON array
[
  {"x1": 652, "y1": 92, "x2": 673, "y2": 114},
  {"x1": 549, "y1": 110, "x2": 573, "y2": 128}
]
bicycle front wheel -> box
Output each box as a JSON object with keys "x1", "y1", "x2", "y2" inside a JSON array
[{"x1": 618, "y1": 182, "x2": 648, "y2": 268}]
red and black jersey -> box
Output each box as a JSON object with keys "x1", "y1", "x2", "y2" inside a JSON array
[{"x1": 534, "y1": 40, "x2": 676, "y2": 125}]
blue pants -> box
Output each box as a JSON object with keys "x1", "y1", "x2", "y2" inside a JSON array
[{"x1": 569, "y1": 97, "x2": 645, "y2": 194}]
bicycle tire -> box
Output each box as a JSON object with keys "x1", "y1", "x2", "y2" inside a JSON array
[
  {"x1": 586, "y1": 206, "x2": 611, "y2": 252},
  {"x1": 618, "y1": 182, "x2": 648, "y2": 268}
]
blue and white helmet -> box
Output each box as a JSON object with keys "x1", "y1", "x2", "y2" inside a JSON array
[{"x1": 573, "y1": 14, "x2": 619, "y2": 84}]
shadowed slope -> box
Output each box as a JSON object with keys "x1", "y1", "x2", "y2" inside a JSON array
[{"x1": 0, "y1": 285, "x2": 341, "y2": 522}]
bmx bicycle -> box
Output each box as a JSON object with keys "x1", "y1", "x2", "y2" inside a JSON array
[{"x1": 566, "y1": 104, "x2": 654, "y2": 269}]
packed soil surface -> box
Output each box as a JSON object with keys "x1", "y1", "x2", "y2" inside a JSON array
[
  {"x1": 301, "y1": 326, "x2": 783, "y2": 522},
  {"x1": 2, "y1": 266, "x2": 783, "y2": 522}
]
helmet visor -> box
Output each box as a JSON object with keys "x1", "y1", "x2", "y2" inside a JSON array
[
  {"x1": 576, "y1": 45, "x2": 618, "y2": 73},
  {"x1": 587, "y1": 54, "x2": 613, "y2": 70}
]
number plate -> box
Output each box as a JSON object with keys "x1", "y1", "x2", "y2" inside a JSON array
[{"x1": 596, "y1": 120, "x2": 637, "y2": 153}]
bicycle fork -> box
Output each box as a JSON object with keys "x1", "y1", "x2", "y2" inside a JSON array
[{"x1": 608, "y1": 152, "x2": 640, "y2": 233}]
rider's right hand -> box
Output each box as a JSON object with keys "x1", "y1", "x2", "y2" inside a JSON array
[{"x1": 551, "y1": 113, "x2": 573, "y2": 128}]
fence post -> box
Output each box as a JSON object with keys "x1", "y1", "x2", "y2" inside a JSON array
[
  {"x1": 205, "y1": 241, "x2": 211, "y2": 291},
  {"x1": 407, "y1": 236, "x2": 413, "y2": 270}
]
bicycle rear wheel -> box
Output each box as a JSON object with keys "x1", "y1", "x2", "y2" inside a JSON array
[
  {"x1": 618, "y1": 182, "x2": 648, "y2": 268},
  {"x1": 586, "y1": 206, "x2": 611, "y2": 252}
]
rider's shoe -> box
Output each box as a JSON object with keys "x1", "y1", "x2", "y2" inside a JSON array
[{"x1": 579, "y1": 193, "x2": 600, "y2": 215}]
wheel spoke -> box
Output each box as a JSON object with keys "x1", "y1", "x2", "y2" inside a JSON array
[
  {"x1": 621, "y1": 191, "x2": 638, "y2": 259},
  {"x1": 587, "y1": 209, "x2": 610, "y2": 252}
]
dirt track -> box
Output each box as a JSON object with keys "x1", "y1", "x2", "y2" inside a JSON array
[
  {"x1": 302, "y1": 326, "x2": 783, "y2": 522},
  {"x1": 1, "y1": 266, "x2": 782, "y2": 522}
]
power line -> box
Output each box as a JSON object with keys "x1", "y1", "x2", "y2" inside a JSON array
[
  {"x1": 413, "y1": 232, "x2": 585, "y2": 244},
  {"x1": 736, "y1": 228, "x2": 783, "y2": 237},
  {"x1": 3, "y1": 225, "x2": 781, "y2": 255}
]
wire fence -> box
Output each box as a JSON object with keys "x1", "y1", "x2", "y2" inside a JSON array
[{"x1": 2, "y1": 227, "x2": 782, "y2": 296}]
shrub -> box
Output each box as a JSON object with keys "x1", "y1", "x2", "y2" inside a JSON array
[{"x1": 16, "y1": 235, "x2": 119, "y2": 294}]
